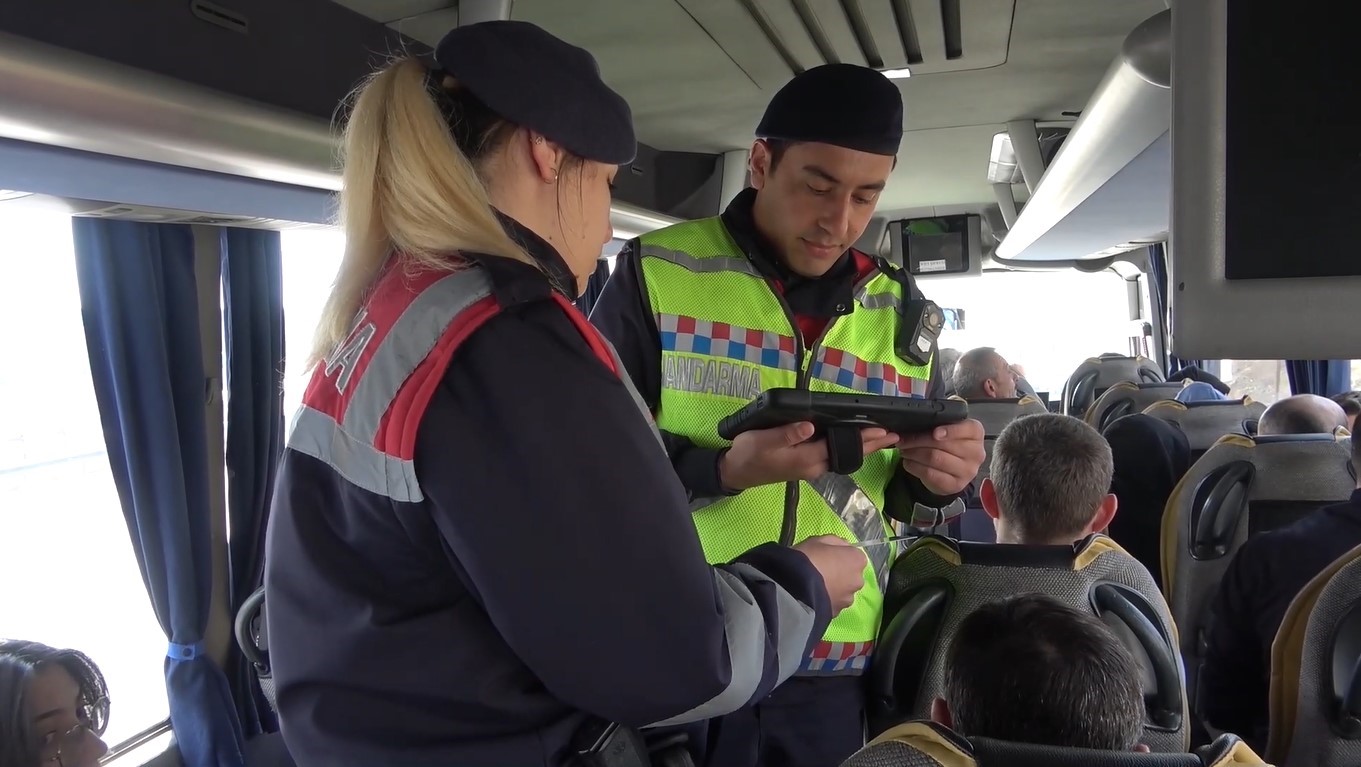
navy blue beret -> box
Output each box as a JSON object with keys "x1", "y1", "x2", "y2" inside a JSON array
[
  {"x1": 756, "y1": 63, "x2": 904, "y2": 156},
  {"x1": 435, "y1": 21, "x2": 637, "y2": 165}
]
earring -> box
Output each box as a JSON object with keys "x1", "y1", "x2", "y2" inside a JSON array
[
  {"x1": 547, "y1": 168, "x2": 558, "y2": 184},
  {"x1": 534, "y1": 137, "x2": 544, "y2": 145}
]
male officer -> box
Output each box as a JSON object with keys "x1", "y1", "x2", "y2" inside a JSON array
[{"x1": 591, "y1": 64, "x2": 985, "y2": 767}]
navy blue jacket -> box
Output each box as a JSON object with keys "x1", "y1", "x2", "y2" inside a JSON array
[
  {"x1": 263, "y1": 217, "x2": 833, "y2": 767},
  {"x1": 1199, "y1": 490, "x2": 1361, "y2": 749}
]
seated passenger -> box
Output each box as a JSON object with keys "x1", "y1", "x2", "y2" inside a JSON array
[
  {"x1": 1103, "y1": 414, "x2": 1192, "y2": 590},
  {"x1": 0, "y1": 640, "x2": 110, "y2": 767},
  {"x1": 930, "y1": 594, "x2": 1148, "y2": 752},
  {"x1": 937, "y1": 347, "x2": 962, "y2": 391},
  {"x1": 953, "y1": 347, "x2": 1019, "y2": 400},
  {"x1": 1198, "y1": 423, "x2": 1361, "y2": 749},
  {"x1": 1256, "y1": 393, "x2": 1348, "y2": 436},
  {"x1": 1176, "y1": 381, "x2": 1228, "y2": 403},
  {"x1": 982, "y1": 413, "x2": 1119, "y2": 545},
  {"x1": 1332, "y1": 390, "x2": 1360, "y2": 432}
]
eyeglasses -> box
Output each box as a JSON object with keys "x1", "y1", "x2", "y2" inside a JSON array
[{"x1": 39, "y1": 703, "x2": 101, "y2": 766}]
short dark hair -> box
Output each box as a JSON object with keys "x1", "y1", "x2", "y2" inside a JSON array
[
  {"x1": 990, "y1": 413, "x2": 1113, "y2": 542},
  {"x1": 759, "y1": 137, "x2": 898, "y2": 174},
  {"x1": 945, "y1": 594, "x2": 1144, "y2": 751},
  {"x1": 0, "y1": 640, "x2": 110, "y2": 767},
  {"x1": 1333, "y1": 391, "x2": 1361, "y2": 417}
]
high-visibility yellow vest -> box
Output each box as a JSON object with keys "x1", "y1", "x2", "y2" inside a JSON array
[{"x1": 638, "y1": 216, "x2": 933, "y2": 674}]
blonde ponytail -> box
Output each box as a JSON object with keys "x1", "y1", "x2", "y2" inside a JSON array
[{"x1": 309, "y1": 56, "x2": 532, "y2": 366}]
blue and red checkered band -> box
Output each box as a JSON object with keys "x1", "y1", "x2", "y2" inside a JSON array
[
  {"x1": 657, "y1": 313, "x2": 799, "y2": 371},
  {"x1": 811, "y1": 346, "x2": 926, "y2": 398}
]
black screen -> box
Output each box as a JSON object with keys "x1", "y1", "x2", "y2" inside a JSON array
[
  {"x1": 901, "y1": 216, "x2": 971, "y2": 276},
  {"x1": 1224, "y1": 3, "x2": 1360, "y2": 280}
]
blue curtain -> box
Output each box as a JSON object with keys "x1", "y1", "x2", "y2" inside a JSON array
[
  {"x1": 575, "y1": 258, "x2": 612, "y2": 314},
  {"x1": 1147, "y1": 243, "x2": 1202, "y2": 373},
  {"x1": 73, "y1": 219, "x2": 246, "y2": 766},
  {"x1": 221, "y1": 228, "x2": 285, "y2": 737},
  {"x1": 1287, "y1": 360, "x2": 1352, "y2": 396}
]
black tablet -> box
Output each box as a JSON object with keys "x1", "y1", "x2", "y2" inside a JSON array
[{"x1": 717, "y1": 388, "x2": 969, "y2": 441}]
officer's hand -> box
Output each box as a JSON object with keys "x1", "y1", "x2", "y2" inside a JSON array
[
  {"x1": 897, "y1": 419, "x2": 986, "y2": 496},
  {"x1": 719, "y1": 422, "x2": 899, "y2": 491},
  {"x1": 793, "y1": 535, "x2": 867, "y2": 615}
]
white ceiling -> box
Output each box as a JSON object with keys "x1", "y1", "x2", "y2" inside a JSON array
[{"x1": 328, "y1": 0, "x2": 1166, "y2": 213}]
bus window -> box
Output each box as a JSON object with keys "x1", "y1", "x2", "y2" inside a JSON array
[
  {"x1": 280, "y1": 228, "x2": 346, "y2": 417},
  {"x1": 923, "y1": 268, "x2": 1132, "y2": 396},
  {"x1": 0, "y1": 206, "x2": 169, "y2": 745},
  {"x1": 1216, "y1": 360, "x2": 1361, "y2": 403}
]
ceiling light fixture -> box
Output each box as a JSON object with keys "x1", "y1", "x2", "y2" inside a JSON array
[{"x1": 879, "y1": 67, "x2": 912, "y2": 80}]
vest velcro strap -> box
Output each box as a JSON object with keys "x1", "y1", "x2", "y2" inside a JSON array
[{"x1": 824, "y1": 424, "x2": 867, "y2": 475}]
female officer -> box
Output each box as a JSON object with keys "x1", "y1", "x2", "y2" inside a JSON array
[{"x1": 263, "y1": 20, "x2": 868, "y2": 767}]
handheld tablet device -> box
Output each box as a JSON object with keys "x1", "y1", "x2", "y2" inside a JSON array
[{"x1": 717, "y1": 389, "x2": 969, "y2": 441}]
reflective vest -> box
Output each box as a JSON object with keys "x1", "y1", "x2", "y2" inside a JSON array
[{"x1": 638, "y1": 217, "x2": 933, "y2": 674}]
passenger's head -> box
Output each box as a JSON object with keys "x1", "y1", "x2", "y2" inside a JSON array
[
  {"x1": 953, "y1": 347, "x2": 1018, "y2": 399},
  {"x1": 932, "y1": 594, "x2": 1146, "y2": 751},
  {"x1": 312, "y1": 20, "x2": 635, "y2": 364},
  {"x1": 1332, "y1": 391, "x2": 1360, "y2": 432},
  {"x1": 0, "y1": 641, "x2": 109, "y2": 767},
  {"x1": 937, "y1": 348, "x2": 961, "y2": 385},
  {"x1": 1257, "y1": 394, "x2": 1348, "y2": 436},
  {"x1": 748, "y1": 64, "x2": 902, "y2": 277},
  {"x1": 983, "y1": 413, "x2": 1118, "y2": 545}
]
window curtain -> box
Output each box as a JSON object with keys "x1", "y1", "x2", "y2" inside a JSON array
[
  {"x1": 73, "y1": 219, "x2": 246, "y2": 766},
  {"x1": 1147, "y1": 243, "x2": 1202, "y2": 372},
  {"x1": 220, "y1": 227, "x2": 285, "y2": 736},
  {"x1": 1286, "y1": 360, "x2": 1352, "y2": 396}
]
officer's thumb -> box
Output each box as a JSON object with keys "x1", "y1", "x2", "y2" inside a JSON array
[{"x1": 780, "y1": 421, "x2": 817, "y2": 447}]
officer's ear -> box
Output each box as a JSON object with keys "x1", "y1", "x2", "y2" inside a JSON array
[{"x1": 749, "y1": 140, "x2": 774, "y2": 190}]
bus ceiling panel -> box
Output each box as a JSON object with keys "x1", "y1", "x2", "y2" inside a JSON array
[
  {"x1": 0, "y1": 138, "x2": 336, "y2": 226},
  {"x1": 994, "y1": 8, "x2": 1170, "y2": 263},
  {"x1": 0, "y1": 29, "x2": 685, "y2": 235},
  {"x1": 0, "y1": 0, "x2": 417, "y2": 123},
  {"x1": 0, "y1": 30, "x2": 342, "y2": 191}
]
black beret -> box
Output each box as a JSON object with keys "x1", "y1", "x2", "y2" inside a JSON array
[
  {"x1": 435, "y1": 21, "x2": 636, "y2": 165},
  {"x1": 756, "y1": 63, "x2": 904, "y2": 156}
]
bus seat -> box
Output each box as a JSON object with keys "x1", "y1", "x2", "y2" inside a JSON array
[
  {"x1": 952, "y1": 395, "x2": 1048, "y2": 543},
  {"x1": 1086, "y1": 381, "x2": 1190, "y2": 432},
  {"x1": 235, "y1": 585, "x2": 276, "y2": 713},
  {"x1": 841, "y1": 721, "x2": 1266, "y2": 767},
  {"x1": 1144, "y1": 399, "x2": 1268, "y2": 462},
  {"x1": 1268, "y1": 543, "x2": 1361, "y2": 767},
  {"x1": 1161, "y1": 430, "x2": 1354, "y2": 714},
  {"x1": 1062, "y1": 354, "x2": 1165, "y2": 419},
  {"x1": 868, "y1": 535, "x2": 1187, "y2": 752}
]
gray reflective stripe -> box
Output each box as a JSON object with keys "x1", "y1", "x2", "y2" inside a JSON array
[
  {"x1": 646, "y1": 565, "x2": 815, "y2": 727},
  {"x1": 855, "y1": 286, "x2": 900, "y2": 312},
  {"x1": 343, "y1": 269, "x2": 492, "y2": 442},
  {"x1": 727, "y1": 563, "x2": 813, "y2": 682},
  {"x1": 640, "y1": 244, "x2": 763, "y2": 279},
  {"x1": 605, "y1": 337, "x2": 665, "y2": 449},
  {"x1": 808, "y1": 473, "x2": 892, "y2": 590},
  {"x1": 287, "y1": 406, "x2": 423, "y2": 503}
]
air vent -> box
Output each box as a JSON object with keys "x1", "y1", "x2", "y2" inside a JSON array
[
  {"x1": 190, "y1": 1, "x2": 249, "y2": 35},
  {"x1": 696, "y1": 0, "x2": 1012, "y2": 81}
]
